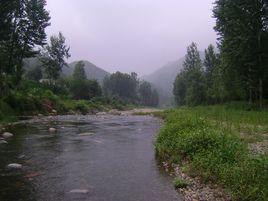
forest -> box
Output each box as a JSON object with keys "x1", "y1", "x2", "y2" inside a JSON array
[{"x1": 173, "y1": 0, "x2": 268, "y2": 108}]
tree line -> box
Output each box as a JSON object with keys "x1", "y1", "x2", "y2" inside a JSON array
[
  {"x1": 173, "y1": 0, "x2": 268, "y2": 107},
  {"x1": 103, "y1": 72, "x2": 159, "y2": 106},
  {"x1": 0, "y1": 0, "x2": 159, "y2": 107}
]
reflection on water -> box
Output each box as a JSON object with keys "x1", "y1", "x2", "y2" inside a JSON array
[{"x1": 0, "y1": 115, "x2": 181, "y2": 201}]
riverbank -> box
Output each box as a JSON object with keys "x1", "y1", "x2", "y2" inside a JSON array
[{"x1": 153, "y1": 106, "x2": 268, "y2": 201}]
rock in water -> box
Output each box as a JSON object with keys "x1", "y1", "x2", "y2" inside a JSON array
[
  {"x1": 6, "y1": 163, "x2": 22, "y2": 170},
  {"x1": 0, "y1": 140, "x2": 8, "y2": 145},
  {"x1": 49, "y1": 128, "x2": 57, "y2": 133},
  {"x1": 69, "y1": 189, "x2": 89, "y2": 194},
  {"x1": 2, "y1": 132, "x2": 14, "y2": 138}
]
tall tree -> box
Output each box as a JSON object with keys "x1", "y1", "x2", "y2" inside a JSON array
[
  {"x1": 103, "y1": 72, "x2": 139, "y2": 102},
  {"x1": 41, "y1": 32, "x2": 70, "y2": 83},
  {"x1": 0, "y1": 0, "x2": 50, "y2": 82},
  {"x1": 173, "y1": 42, "x2": 206, "y2": 106},
  {"x1": 213, "y1": 0, "x2": 268, "y2": 107},
  {"x1": 73, "y1": 61, "x2": 87, "y2": 80}
]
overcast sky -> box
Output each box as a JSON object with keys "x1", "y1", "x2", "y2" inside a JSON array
[{"x1": 45, "y1": 0, "x2": 217, "y2": 76}]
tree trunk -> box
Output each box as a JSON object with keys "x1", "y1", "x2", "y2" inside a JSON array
[{"x1": 259, "y1": 78, "x2": 263, "y2": 109}]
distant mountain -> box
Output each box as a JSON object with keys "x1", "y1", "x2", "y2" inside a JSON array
[
  {"x1": 143, "y1": 52, "x2": 205, "y2": 106},
  {"x1": 23, "y1": 58, "x2": 110, "y2": 83},
  {"x1": 143, "y1": 57, "x2": 184, "y2": 97},
  {"x1": 63, "y1": 60, "x2": 110, "y2": 83}
]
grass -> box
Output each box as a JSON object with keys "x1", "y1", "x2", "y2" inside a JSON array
[
  {"x1": 173, "y1": 177, "x2": 188, "y2": 189},
  {"x1": 155, "y1": 105, "x2": 268, "y2": 201}
]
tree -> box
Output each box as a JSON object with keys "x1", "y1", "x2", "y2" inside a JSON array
[
  {"x1": 26, "y1": 66, "x2": 43, "y2": 81},
  {"x1": 203, "y1": 44, "x2": 221, "y2": 103},
  {"x1": 41, "y1": 32, "x2": 70, "y2": 83},
  {"x1": 173, "y1": 72, "x2": 187, "y2": 105},
  {"x1": 103, "y1": 72, "x2": 139, "y2": 103},
  {"x1": 69, "y1": 79, "x2": 102, "y2": 100},
  {"x1": 139, "y1": 81, "x2": 152, "y2": 106},
  {"x1": 213, "y1": 0, "x2": 268, "y2": 107},
  {"x1": 0, "y1": 0, "x2": 50, "y2": 83},
  {"x1": 173, "y1": 42, "x2": 206, "y2": 106},
  {"x1": 73, "y1": 61, "x2": 87, "y2": 80},
  {"x1": 151, "y1": 89, "x2": 159, "y2": 107}
]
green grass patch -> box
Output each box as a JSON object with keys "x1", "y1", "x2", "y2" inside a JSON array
[
  {"x1": 155, "y1": 107, "x2": 268, "y2": 201},
  {"x1": 173, "y1": 177, "x2": 188, "y2": 189}
]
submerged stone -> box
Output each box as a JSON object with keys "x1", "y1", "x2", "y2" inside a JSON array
[
  {"x1": 2, "y1": 132, "x2": 14, "y2": 138},
  {"x1": 6, "y1": 163, "x2": 22, "y2": 170}
]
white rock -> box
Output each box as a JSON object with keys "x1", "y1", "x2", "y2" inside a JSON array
[
  {"x1": 6, "y1": 163, "x2": 22, "y2": 170},
  {"x1": 2, "y1": 132, "x2": 14, "y2": 138},
  {"x1": 49, "y1": 128, "x2": 57, "y2": 133},
  {"x1": 52, "y1": 109, "x2": 57, "y2": 114},
  {"x1": 0, "y1": 140, "x2": 8, "y2": 144},
  {"x1": 69, "y1": 189, "x2": 89, "y2": 194}
]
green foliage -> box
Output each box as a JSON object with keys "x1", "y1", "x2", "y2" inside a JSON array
[
  {"x1": 69, "y1": 78, "x2": 102, "y2": 100},
  {"x1": 103, "y1": 72, "x2": 139, "y2": 103},
  {"x1": 73, "y1": 61, "x2": 87, "y2": 80},
  {"x1": 138, "y1": 81, "x2": 159, "y2": 106},
  {"x1": 173, "y1": 177, "x2": 188, "y2": 189},
  {"x1": 173, "y1": 43, "x2": 206, "y2": 106},
  {"x1": 0, "y1": 0, "x2": 50, "y2": 86},
  {"x1": 213, "y1": 0, "x2": 268, "y2": 106},
  {"x1": 25, "y1": 66, "x2": 43, "y2": 81},
  {"x1": 155, "y1": 108, "x2": 268, "y2": 201},
  {"x1": 40, "y1": 32, "x2": 70, "y2": 82}
]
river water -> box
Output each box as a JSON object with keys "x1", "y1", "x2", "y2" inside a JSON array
[{"x1": 0, "y1": 115, "x2": 181, "y2": 201}]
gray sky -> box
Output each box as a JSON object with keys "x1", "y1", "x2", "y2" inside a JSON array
[{"x1": 46, "y1": 0, "x2": 217, "y2": 76}]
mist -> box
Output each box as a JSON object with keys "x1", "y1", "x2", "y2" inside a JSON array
[{"x1": 45, "y1": 0, "x2": 217, "y2": 75}]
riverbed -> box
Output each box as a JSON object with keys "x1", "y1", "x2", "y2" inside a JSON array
[{"x1": 0, "y1": 115, "x2": 181, "y2": 201}]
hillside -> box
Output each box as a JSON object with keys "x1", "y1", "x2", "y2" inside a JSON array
[
  {"x1": 63, "y1": 60, "x2": 110, "y2": 83},
  {"x1": 23, "y1": 58, "x2": 110, "y2": 83},
  {"x1": 142, "y1": 57, "x2": 184, "y2": 106}
]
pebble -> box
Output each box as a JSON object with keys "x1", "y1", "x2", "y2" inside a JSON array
[
  {"x1": 2, "y1": 132, "x2": 14, "y2": 138},
  {"x1": 6, "y1": 163, "x2": 22, "y2": 170}
]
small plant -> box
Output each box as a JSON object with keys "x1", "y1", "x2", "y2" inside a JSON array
[{"x1": 173, "y1": 177, "x2": 188, "y2": 189}]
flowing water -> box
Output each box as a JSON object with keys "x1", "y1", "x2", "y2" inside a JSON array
[{"x1": 0, "y1": 115, "x2": 181, "y2": 201}]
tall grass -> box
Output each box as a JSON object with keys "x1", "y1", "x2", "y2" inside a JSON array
[{"x1": 155, "y1": 108, "x2": 268, "y2": 201}]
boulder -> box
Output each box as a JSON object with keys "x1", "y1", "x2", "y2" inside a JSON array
[
  {"x1": 2, "y1": 132, "x2": 14, "y2": 138},
  {"x1": 6, "y1": 163, "x2": 22, "y2": 170}
]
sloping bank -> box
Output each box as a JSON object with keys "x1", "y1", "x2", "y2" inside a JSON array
[{"x1": 154, "y1": 109, "x2": 267, "y2": 201}]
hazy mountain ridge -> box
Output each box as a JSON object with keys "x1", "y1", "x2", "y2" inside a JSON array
[
  {"x1": 64, "y1": 60, "x2": 110, "y2": 83},
  {"x1": 142, "y1": 57, "x2": 184, "y2": 97},
  {"x1": 23, "y1": 58, "x2": 110, "y2": 83}
]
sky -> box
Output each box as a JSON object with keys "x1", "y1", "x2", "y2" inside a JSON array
[{"x1": 45, "y1": 0, "x2": 217, "y2": 76}]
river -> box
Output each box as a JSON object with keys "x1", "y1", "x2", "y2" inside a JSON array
[{"x1": 0, "y1": 115, "x2": 181, "y2": 201}]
